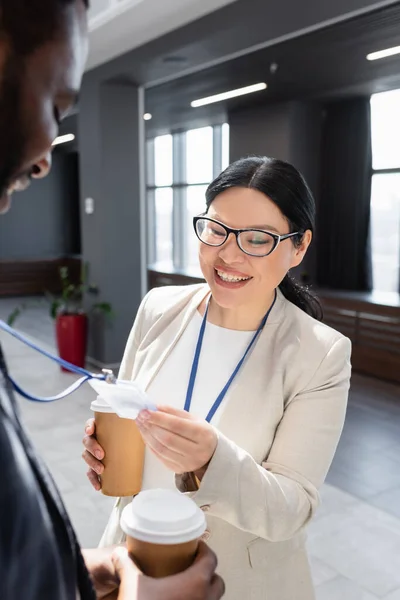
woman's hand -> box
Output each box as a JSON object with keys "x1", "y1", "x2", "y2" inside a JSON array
[
  {"x1": 136, "y1": 406, "x2": 218, "y2": 478},
  {"x1": 82, "y1": 418, "x2": 105, "y2": 491}
]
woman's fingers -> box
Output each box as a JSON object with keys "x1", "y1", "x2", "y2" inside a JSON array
[
  {"x1": 156, "y1": 406, "x2": 193, "y2": 419},
  {"x1": 139, "y1": 410, "x2": 203, "y2": 443},
  {"x1": 82, "y1": 449, "x2": 104, "y2": 474},
  {"x1": 147, "y1": 444, "x2": 184, "y2": 473},
  {"x1": 86, "y1": 467, "x2": 102, "y2": 491},
  {"x1": 137, "y1": 419, "x2": 196, "y2": 456},
  {"x1": 85, "y1": 417, "x2": 96, "y2": 435},
  {"x1": 139, "y1": 424, "x2": 187, "y2": 462},
  {"x1": 83, "y1": 431, "x2": 105, "y2": 460},
  {"x1": 82, "y1": 418, "x2": 103, "y2": 491}
]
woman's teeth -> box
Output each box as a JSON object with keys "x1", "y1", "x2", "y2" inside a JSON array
[{"x1": 216, "y1": 269, "x2": 251, "y2": 282}]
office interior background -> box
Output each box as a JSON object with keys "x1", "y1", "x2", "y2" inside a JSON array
[{"x1": 1, "y1": 1, "x2": 400, "y2": 598}]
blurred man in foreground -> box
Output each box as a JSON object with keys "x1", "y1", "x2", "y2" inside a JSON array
[{"x1": 0, "y1": 1, "x2": 224, "y2": 598}]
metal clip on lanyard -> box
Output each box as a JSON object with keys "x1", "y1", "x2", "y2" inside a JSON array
[{"x1": 0, "y1": 319, "x2": 116, "y2": 403}]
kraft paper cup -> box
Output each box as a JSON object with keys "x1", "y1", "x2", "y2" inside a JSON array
[
  {"x1": 120, "y1": 488, "x2": 207, "y2": 578},
  {"x1": 91, "y1": 398, "x2": 145, "y2": 497}
]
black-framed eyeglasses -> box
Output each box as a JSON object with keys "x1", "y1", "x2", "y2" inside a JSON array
[{"x1": 193, "y1": 216, "x2": 303, "y2": 258}]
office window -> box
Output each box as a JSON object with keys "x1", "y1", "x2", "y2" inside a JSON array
[
  {"x1": 222, "y1": 123, "x2": 230, "y2": 171},
  {"x1": 370, "y1": 91, "x2": 400, "y2": 293},
  {"x1": 147, "y1": 124, "x2": 229, "y2": 270},
  {"x1": 186, "y1": 127, "x2": 213, "y2": 184},
  {"x1": 154, "y1": 188, "x2": 173, "y2": 265},
  {"x1": 154, "y1": 134, "x2": 173, "y2": 186}
]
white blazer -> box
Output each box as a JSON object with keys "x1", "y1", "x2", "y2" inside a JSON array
[{"x1": 100, "y1": 284, "x2": 352, "y2": 600}]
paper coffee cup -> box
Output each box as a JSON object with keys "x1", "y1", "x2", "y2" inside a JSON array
[
  {"x1": 120, "y1": 488, "x2": 207, "y2": 578},
  {"x1": 91, "y1": 398, "x2": 145, "y2": 497}
]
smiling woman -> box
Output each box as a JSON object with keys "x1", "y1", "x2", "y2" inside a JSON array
[
  {"x1": 83, "y1": 156, "x2": 352, "y2": 600},
  {"x1": 199, "y1": 157, "x2": 320, "y2": 324}
]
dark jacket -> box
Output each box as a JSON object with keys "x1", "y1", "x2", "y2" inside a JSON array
[{"x1": 0, "y1": 345, "x2": 96, "y2": 600}]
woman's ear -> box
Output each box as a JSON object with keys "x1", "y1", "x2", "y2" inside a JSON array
[{"x1": 290, "y1": 230, "x2": 312, "y2": 269}]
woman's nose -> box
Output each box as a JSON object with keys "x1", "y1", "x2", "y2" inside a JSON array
[
  {"x1": 31, "y1": 152, "x2": 52, "y2": 179},
  {"x1": 219, "y1": 233, "x2": 244, "y2": 262}
]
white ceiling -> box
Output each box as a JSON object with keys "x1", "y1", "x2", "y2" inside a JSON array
[{"x1": 86, "y1": 0, "x2": 237, "y2": 71}]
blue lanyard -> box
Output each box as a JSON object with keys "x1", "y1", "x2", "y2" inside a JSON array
[
  {"x1": 0, "y1": 320, "x2": 109, "y2": 402},
  {"x1": 184, "y1": 291, "x2": 277, "y2": 423}
]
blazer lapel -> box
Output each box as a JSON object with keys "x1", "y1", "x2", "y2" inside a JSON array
[
  {"x1": 132, "y1": 285, "x2": 210, "y2": 392},
  {"x1": 211, "y1": 290, "x2": 287, "y2": 457}
]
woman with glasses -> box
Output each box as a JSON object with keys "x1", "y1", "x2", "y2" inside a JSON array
[{"x1": 83, "y1": 156, "x2": 351, "y2": 600}]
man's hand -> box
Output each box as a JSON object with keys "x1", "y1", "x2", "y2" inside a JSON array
[
  {"x1": 136, "y1": 407, "x2": 217, "y2": 478},
  {"x1": 112, "y1": 542, "x2": 225, "y2": 600},
  {"x1": 82, "y1": 547, "x2": 119, "y2": 599}
]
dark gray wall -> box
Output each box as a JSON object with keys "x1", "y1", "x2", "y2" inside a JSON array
[
  {"x1": 78, "y1": 78, "x2": 143, "y2": 366},
  {"x1": 0, "y1": 152, "x2": 80, "y2": 260},
  {"x1": 229, "y1": 103, "x2": 293, "y2": 164},
  {"x1": 289, "y1": 103, "x2": 323, "y2": 282},
  {"x1": 228, "y1": 100, "x2": 322, "y2": 282}
]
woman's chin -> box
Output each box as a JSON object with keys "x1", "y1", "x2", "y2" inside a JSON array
[{"x1": 207, "y1": 272, "x2": 252, "y2": 307}]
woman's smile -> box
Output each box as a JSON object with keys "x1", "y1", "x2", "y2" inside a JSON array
[{"x1": 214, "y1": 266, "x2": 253, "y2": 288}]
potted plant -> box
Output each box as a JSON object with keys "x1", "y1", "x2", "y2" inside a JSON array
[{"x1": 8, "y1": 264, "x2": 112, "y2": 371}]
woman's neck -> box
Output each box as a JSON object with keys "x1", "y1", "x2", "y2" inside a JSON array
[{"x1": 202, "y1": 291, "x2": 276, "y2": 331}]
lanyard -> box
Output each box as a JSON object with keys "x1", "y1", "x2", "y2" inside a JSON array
[
  {"x1": 184, "y1": 291, "x2": 277, "y2": 423},
  {"x1": 0, "y1": 320, "x2": 111, "y2": 402}
]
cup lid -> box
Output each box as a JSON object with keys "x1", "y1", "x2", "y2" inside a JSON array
[
  {"x1": 120, "y1": 489, "x2": 207, "y2": 545},
  {"x1": 90, "y1": 396, "x2": 114, "y2": 414}
]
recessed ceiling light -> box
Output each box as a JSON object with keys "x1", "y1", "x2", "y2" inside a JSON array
[
  {"x1": 367, "y1": 45, "x2": 400, "y2": 61},
  {"x1": 52, "y1": 134, "x2": 75, "y2": 146},
  {"x1": 143, "y1": 113, "x2": 152, "y2": 120},
  {"x1": 191, "y1": 82, "x2": 267, "y2": 108}
]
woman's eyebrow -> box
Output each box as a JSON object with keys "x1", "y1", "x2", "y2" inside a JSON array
[{"x1": 212, "y1": 215, "x2": 280, "y2": 233}]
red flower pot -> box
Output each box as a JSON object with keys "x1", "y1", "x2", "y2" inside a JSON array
[{"x1": 56, "y1": 313, "x2": 88, "y2": 372}]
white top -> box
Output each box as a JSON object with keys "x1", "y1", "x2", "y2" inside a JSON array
[{"x1": 142, "y1": 311, "x2": 255, "y2": 491}]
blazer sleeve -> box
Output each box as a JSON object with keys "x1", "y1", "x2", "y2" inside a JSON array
[
  {"x1": 117, "y1": 290, "x2": 153, "y2": 380},
  {"x1": 176, "y1": 336, "x2": 352, "y2": 542}
]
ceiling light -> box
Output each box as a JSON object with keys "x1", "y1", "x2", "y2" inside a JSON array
[
  {"x1": 191, "y1": 82, "x2": 267, "y2": 108},
  {"x1": 143, "y1": 113, "x2": 152, "y2": 121},
  {"x1": 52, "y1": 134, "x2": 75, "y2": 146},
  {"x1": 367, "y1": 46, "x2": 400, "y2": 61}
]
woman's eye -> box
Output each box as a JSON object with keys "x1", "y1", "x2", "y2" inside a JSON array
[
  {"x1": 248, "y1": 234, "x2": 271, "y2": 245},
  {"x1": 210, "y1": 228, "x2": 225, "y2": 237}
]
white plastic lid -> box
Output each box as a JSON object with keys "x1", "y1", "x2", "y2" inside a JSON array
[
  {"x1": 90, "y1": 396, "x2": 115, "y2": 414},
  {"x1": 120, "y1": 489, "x2": 207, "y2": 545}
]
